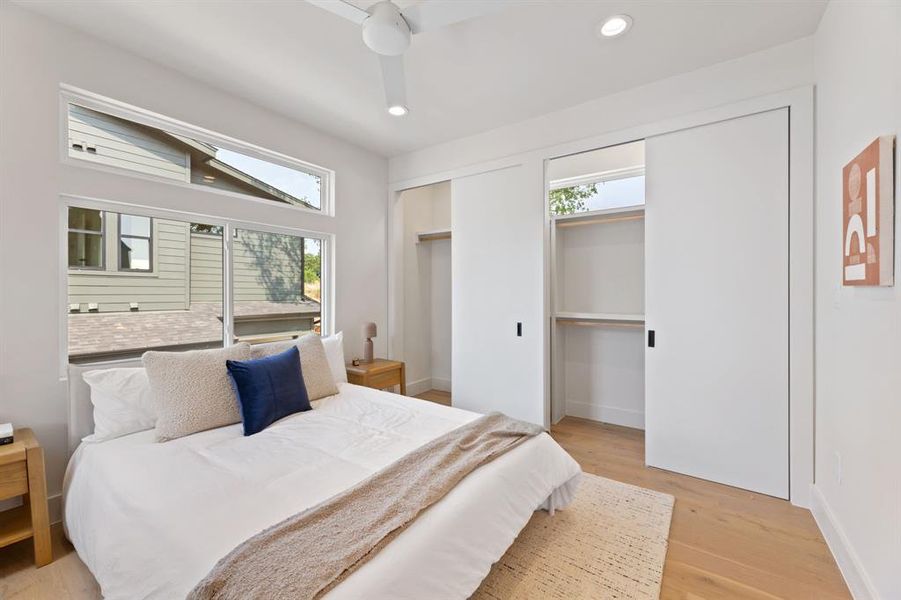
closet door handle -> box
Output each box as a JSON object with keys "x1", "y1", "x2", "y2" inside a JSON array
[{"x1": 648, "y1": 330, "x2": 655, "y2": 348}]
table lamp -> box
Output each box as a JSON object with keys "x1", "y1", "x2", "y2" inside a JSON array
[{"x1": 362, "y1": 322, "x2": 377, "y2": 363}]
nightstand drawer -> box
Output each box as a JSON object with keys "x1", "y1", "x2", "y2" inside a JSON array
[
  {"x1": 0, "y1": 460, "x2": 28, "y2": 501},
  {"x1": 368, "y1": 369, "x2": 401, "y2": 390}
]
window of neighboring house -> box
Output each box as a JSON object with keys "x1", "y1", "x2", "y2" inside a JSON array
[
  {"x1": 66, "y1": 101, "x2": 328, "y2": 212},
  {"x1": 68, "y1": 207, "x2": 104, "y2": 269},
  {"x1": 67, "y1": 204, "x2": 328, "y2": 362},
  {"x1": 118, "y1": 214, "x2": 153, "y2": 271}
]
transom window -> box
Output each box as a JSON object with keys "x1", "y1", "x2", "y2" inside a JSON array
[
  {"x1": 66, "y1": 102, "x2": 328, "y2": 212},
  {"x1": 549, "y1": 170, "x2": 645, "y2": 216}
]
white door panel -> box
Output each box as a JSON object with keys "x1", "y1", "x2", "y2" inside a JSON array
[
  {"x1": 645, "y1": 109, "x2": 789, "y2": 498},
  {"x1": 452, "y1": 166, "x2": 543, "y2": 425}
]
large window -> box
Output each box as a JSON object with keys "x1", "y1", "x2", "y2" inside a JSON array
[
  {"x1": 67, "y1": 204, "x2": 327, "y2": 362},
  {"x1": 66, "y1": 102, "x2": 328, "y2": 212}
]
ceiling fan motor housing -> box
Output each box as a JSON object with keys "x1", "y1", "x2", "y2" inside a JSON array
[{"x1": 362, "y1": 1, "x2": 411, "y2": 56}]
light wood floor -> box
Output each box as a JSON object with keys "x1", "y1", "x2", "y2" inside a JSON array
[
  {"x1": 0, "y1": 391, "x2": 849, "y2": 599},
  {"x1": 550, "y1": 417, "x2": 849, "y2": 600}
]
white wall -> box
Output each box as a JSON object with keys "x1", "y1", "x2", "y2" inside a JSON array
[
  {"x1": 399, "y1": 181, "x2": 451, "y2": 395},
  {"x1": 812, "y1": 2, "x2": 901, "y2": 598},
  {"x1": 430, "y1": 239, "x2": 451, "y2": 391},
  {"x1": 555, "y1": 218, "x2": 645, "y2": 428},
  {"x1": 0, "y1": 5, "x2": 388, "y2": 508},
  {"x1": 547, "y1": 140, "x2": 645, "y2": 183},
  {"x1": 556, "y1": 220, "x2": 645, "y2": 314},
  {"x1": 562, "y1": 326, "x2": 645, "y2": 428},
  {"x1": 390, "y1": 37, "x2": 814, "y2": 183}
]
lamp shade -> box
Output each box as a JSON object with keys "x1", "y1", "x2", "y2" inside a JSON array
[{"x1": 362, "y1": 322, "x2": 377, "y2": 339}]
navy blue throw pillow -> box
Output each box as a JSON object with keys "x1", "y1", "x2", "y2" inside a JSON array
[{"x1": 226, "y1": 346, "x2": 311, "y2": 436}]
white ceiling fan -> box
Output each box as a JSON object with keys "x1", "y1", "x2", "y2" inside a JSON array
[{"x1": 306, "y1": 0, "x2": 507, "y2": 116}]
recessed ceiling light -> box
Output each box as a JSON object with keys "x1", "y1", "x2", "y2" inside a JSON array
[
  {"x1": 388, "y1": 104, "x2": 409, "y2": 117},
  {"x1": 597, "y1": 14, "x2": 633, "y2": 38}
]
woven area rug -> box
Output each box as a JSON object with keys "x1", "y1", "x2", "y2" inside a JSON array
[{"x1": 472, "y1": 473, "x2": 674, "y2": 600}]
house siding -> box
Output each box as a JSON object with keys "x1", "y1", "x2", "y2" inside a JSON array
[
  {"x1": 67, "y1": 105, "x2": 189, "y2": 182},
  {"x1": 190, "y1": 230, "x2": 305, "y2": 304},
  {"x1": 68, "y1": 218, "x2": 190, "y2": 312},
  {"x1": 189, "y1": 233, "x2": 223, "y2": 303}
]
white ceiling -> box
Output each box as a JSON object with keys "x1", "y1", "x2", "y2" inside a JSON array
[{"x1": 18, "y1": 0, "x2": 826, "y2": 157}]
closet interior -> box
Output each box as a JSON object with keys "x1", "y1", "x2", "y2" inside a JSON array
[
  {"x1": 549, "y1": 140, "x2": 646, "y2": 428},
  {"x1": 398, "y1": 181, "x2": 452, "y2": 398}
]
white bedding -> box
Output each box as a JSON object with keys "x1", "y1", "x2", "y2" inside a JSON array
[{"x1": 64, "y1": 383, "x2": 581, "y2": 599}]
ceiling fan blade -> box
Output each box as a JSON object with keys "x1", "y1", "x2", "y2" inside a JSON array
[
  {"x1": 305, "y1": 0, "x2": 369, "y2": 25},
  {"x1": 401, "y1": 0, "x2": 508, "y2": 34},
  {"x1": 378, "y1": 54, "x2": 407, "y2": 111}
]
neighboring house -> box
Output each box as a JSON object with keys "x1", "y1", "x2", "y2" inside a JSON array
[
  {"x1": 68, "y1": 104, "x2": 317, "y2": 209},
  {"x1": 67, "y1": 107, "x2": 320, "y2": 360}
]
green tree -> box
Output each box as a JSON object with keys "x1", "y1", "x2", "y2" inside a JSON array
[
  {"x1": 549, "y1": 183, "x2": 597, "y2": 215},
  {"x1": 303, "y1": 251, "x2": 320, "y2": 284}
]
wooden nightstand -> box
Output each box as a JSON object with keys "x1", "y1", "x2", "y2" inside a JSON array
[
  {"x1": 346, "y1": 359, "x2": 406, "y2": 396},
  {"x1": 0, "y1": 428, "x2": 51, "y2": 567}
]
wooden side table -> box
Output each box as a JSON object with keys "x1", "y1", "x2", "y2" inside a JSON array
[
  {"x1": 0, "y1": 428, "x2": 51, "y2": 567},
  {"x1": 346, "y1": 359, "x2": 406, "y2": 395}
]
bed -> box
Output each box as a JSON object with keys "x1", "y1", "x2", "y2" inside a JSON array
[{"x1": 64, "y1": 364, "x2": 582, "y2": 600}]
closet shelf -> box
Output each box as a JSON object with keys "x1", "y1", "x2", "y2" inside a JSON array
[
  {"x1": 416, "y1": 228, "x2": 451, "y2": 242},
  {"x1": 555, "y1": 312, "x2": 645, "y2": 326},
  {"x1": 553, "y1": 205, "x2": 644, "y2": 228}
]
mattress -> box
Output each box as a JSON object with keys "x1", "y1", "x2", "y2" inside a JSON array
[{"x1": 63, "y1": 383, "x2": 581, "y2": 599}]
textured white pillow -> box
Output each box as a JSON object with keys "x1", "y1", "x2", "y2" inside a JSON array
[
  {"x1": 250, "y1": 334, "x2": 338, "y2": 400},
  {"x1": 250, "y1": 332, "x2": 347, "y2": 386},
  {"x1": 82, "y1": 367, "x2": 155, "y2": 442},
  {"x1": 144, "y1": 343, "x2": 251, "y2": 442},
  {"x1": 321, "y1": 331, "x2": 347, "y2": 383}
]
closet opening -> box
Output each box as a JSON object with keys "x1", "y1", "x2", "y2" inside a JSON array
[
  {"x1": 398, "y1": 181, "x2": 452, "y2": 406},
  {"x1": 548, "y1": 140, "x2": 646, "y2": 429}
]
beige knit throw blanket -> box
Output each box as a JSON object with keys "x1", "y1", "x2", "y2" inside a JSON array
[{"x1": 188, "y1": 412, "x2": 544, "y2": 600}]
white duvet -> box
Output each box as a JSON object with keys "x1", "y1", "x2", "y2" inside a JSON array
[{"x1": 64, "y1": 383, "x2": 581, "y2": 600}]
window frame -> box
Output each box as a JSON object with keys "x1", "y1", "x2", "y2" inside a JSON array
[
  {"x1": 60, "y1": 195, "x2": 335, "y2": 368},
  {"x1": 116, "y1": 214, "x2": 154, "y2": 272},
  {"x1": 60, "y1": 85, "x2": 335, "y2": 217},
  {"x1": 67, "y1": 207, "x2": 106, "y2": 271},
  {"x1": 548, "y1": 165, "x2": 645, "y2": 192}
]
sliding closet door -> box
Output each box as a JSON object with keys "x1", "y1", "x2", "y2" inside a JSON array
[
  {"x1": 452, "y1": 165, "x2": 543, "y2": 425},
  {"x1": 645, "y1": 109, "x2": 789, "y2": 498}
]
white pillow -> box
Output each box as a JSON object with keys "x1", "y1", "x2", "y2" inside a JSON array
[
  {"x1": 82, "y1": 367, "x2": 155, "y2": 442},
  {"x1": 321, "y1": 331, "x2": 347, "y2": 383}
]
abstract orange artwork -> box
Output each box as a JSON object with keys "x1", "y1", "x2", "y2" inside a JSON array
[{"x1": 842, "y1": 135, "x2": 895, "y2": 286}]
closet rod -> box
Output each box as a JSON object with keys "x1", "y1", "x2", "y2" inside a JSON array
[
  {"x1": 557, "y1": 320, "x2": 645, "y2": 329},
  {"x1": 417, "y1": 229, "x2": 452, "y2": 242}
]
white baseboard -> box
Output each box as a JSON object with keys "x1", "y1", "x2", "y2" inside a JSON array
[
  {"x1": 565, "y1": 400, "x2": 644, "y2": 429},
  {"x1": 49, "y1": 493, "x2": 62, "y2": 524},
  {"x1": 1, "y1": 492, "x2": 63, "y2": 525},
  {"x1": 405, "y1": 377, "x2": 433, "y2": 397},
  {"x1": 809, "y1": 484, "x2": 877, "y2": 600},
  {"x1": 431, "y1": 377, "x2": 451, "y2": 393}
]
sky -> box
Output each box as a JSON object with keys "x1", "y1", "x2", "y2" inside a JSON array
[
  {"x1": 585, "y1": 175, "x2": 645, "y2": 211},
  {"x1": 215, "y1": 147, "x2": 321, "y2": 208}
]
